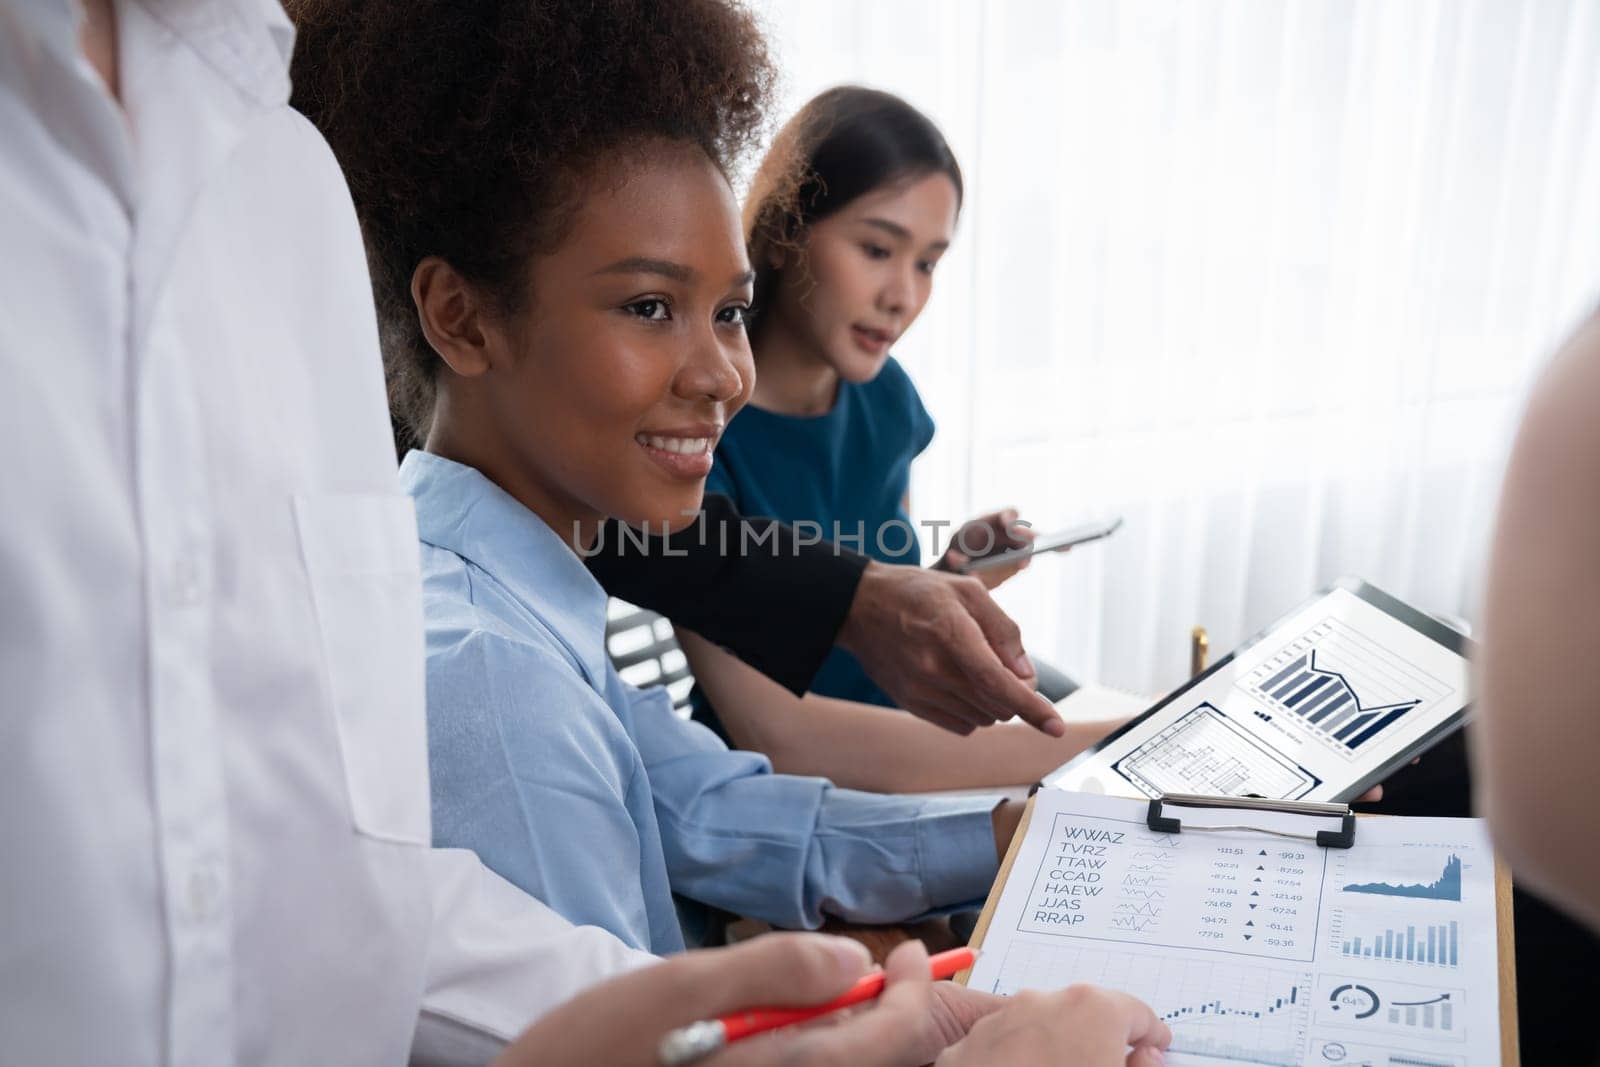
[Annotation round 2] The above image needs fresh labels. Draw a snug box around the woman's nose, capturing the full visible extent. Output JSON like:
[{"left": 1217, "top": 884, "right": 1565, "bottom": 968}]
[
  {"left": 878, "top": 265, "right": 914, "bottom": 316},
  {"left": 677, "top": 334, "right": 746, "bottom": 402}
]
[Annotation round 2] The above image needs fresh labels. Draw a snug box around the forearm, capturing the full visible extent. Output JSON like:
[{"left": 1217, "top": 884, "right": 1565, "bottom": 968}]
[
  {"left": 419, "top": 848, "right": 656, "bottom": 1056},
  {"left": 656, "top": 775, "right": 1000, "bottom": 928},
  {"left": 680, "top": 628, "right": 1112, "bottom": 793},
  {"left": 763, "top": 697, "right": 1110, "bottom": 793},
  {"left": 587, "top": 496, "right": 866, "bottom": 694}
]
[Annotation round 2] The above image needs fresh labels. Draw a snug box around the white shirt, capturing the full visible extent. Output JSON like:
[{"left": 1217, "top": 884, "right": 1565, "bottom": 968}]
[{"left": 0, "top": 2, "right": 653, "bottom": 1064}]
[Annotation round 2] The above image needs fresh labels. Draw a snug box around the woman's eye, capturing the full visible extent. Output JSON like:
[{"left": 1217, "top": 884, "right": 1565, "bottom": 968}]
[
  {"left": 717, "top": 305, "right": 750, "bottom": 326},
  {"left": 917, "top": 260, "right": 938, "bottom": 275},
  {"left": 862, "top": 243, "right": 891, "bottom": 261},
  {"left": 625, "top": 299, "right": 671, "bottom": 321}
]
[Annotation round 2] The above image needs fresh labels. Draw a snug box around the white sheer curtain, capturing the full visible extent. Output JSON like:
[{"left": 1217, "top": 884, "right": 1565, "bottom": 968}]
[{"left": 748, "top": 0, "right": 1600, "bottom": 695}]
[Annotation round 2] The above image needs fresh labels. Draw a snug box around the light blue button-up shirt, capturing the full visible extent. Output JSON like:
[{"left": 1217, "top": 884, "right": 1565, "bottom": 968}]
[{"left": 401, "top": 451, "right": 1001, "bottom": 955}]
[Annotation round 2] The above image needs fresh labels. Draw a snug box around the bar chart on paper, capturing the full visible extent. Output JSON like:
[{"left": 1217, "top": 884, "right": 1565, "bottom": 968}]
[
  {"left": 1337, "top": 917, "right": 1460, "bottom": 968},
  {"left": 1242, "top": 619, "right": 1453, "bottom": 754},
  {"left": 1328, "top": 845, "right": 1474, "bottom": 968}
]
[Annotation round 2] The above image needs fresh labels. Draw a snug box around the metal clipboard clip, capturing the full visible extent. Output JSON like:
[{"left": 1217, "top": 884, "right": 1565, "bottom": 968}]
[{"left": 1147, "top": 793, "right": 1356, "bottom": 849}]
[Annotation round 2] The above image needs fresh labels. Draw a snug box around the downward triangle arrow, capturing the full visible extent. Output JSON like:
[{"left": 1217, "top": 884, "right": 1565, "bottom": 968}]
[{"left": 1243, "top": 935, "right": 1253, "bottom": 940}]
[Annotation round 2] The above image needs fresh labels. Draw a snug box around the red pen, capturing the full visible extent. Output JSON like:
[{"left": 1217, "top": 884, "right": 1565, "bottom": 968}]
[{"left": 656, "top": 946, "right": 979, "bottom": 1065}]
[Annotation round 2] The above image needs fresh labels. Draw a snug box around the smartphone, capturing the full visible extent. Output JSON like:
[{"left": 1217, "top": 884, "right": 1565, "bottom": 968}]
[{"left": 958, "top": 516, "right": 1124, "bottom": 574}]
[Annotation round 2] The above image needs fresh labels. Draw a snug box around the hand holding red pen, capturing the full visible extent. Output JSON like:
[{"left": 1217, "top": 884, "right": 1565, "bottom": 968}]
[
  {"left": 659, "top": 945, "right": 980, "bottom": 1063},
  {"left": 492, "top": 934, "right": 1002, "bottom": 1067},
  {"left": 704, "top": 940, "right": 988, "bottom": 1067}
]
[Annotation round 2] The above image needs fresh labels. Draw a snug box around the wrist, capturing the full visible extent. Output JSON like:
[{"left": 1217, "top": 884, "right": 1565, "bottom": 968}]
[
  {"left": 991, "top": 799, "right": 1025, "bottom": 862},
  {"left": 835, "top": 560, "right": 886, "bottom": 657}
]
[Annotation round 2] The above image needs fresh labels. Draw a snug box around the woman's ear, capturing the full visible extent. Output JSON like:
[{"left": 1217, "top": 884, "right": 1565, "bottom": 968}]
[{"left": 412, "top": 257, "right": 493, "bottom": 378}]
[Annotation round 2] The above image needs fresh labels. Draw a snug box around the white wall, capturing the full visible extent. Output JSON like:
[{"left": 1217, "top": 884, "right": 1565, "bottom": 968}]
[{"left": 748, "top": 0, "right": 1600, "bottom": 694}]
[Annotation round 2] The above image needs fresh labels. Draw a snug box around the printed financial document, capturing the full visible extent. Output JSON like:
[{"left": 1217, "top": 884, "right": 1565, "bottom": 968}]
[{"left": 968, "top": 791, "right": 1503, "bottom": 1067}]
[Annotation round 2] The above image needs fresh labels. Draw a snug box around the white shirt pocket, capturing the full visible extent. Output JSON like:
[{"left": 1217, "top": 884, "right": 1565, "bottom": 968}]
[{"left": 294, "top": 492, "right": 431, "bottom": 846}]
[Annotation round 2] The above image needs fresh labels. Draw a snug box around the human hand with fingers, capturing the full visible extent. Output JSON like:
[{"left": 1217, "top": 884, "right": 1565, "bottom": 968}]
[
  {"left": 836, "top": 561, "right": 1065, "bottom": 737},
  {"left": 935, "top": 508, "right": 1036, "bottom": 590},
  {"left": 935, "top": 984, "right": 1173, "bottom": 1067},
  {"left": 493, "top": 935, "right": 1005, "bottom": 1067}
]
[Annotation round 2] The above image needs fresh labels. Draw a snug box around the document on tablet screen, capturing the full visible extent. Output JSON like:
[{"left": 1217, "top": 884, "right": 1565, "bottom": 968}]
[{"left": 1045, "top": 585, "right": 1470, "bottom": 803}]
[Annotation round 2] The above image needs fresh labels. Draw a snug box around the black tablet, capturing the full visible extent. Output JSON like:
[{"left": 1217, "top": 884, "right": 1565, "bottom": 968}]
[{"left": 1043, "top": 577, "right": 1473, "bottom": 804}]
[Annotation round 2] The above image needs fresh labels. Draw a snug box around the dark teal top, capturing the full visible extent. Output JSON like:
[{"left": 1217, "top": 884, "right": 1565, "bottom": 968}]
[{"left": 691, "top": 357, "right": 935, "bottom": 738}]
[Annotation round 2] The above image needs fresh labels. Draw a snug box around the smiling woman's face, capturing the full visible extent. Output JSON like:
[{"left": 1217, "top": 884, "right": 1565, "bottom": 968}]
[
  {"left": 470, "top": 142, "right": 756, "bottom": 541},
  {"left": 767, "top": 171, "right": 959, "bottom": 382}
]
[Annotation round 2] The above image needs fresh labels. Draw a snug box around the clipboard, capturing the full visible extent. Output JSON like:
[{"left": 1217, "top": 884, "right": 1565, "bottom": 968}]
[{"left": 959, "top": 792, "right": 1520, "bottom": 1066}]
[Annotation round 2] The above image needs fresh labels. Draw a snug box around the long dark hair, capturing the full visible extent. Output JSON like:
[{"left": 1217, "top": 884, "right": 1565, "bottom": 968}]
[{"left": 744, "top": 86, "right": 963, "bottom": 340}]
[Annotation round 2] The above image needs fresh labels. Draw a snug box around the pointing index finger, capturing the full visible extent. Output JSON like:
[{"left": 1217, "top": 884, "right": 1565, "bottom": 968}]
[{"left": 945, "top": 603, "right": 1063, "bottom": 735}]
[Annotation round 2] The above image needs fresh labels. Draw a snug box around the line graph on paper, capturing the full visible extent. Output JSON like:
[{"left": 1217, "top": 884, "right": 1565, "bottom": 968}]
[
  {"left": 1113, "top": 898, "right": 1163, "bottom": 933},
  {"left": 986, "top": 942, "right": 1311, "bottom": 1067},
  {"left": 1241, "top": 618, "right": 1452, "bottom": 756}
]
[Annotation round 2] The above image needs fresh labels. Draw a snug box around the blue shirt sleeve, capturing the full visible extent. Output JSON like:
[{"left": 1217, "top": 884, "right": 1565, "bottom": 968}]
[
  {"left": 426, "top": 629, "right": 680, "bottom": 954},
  {"left": 879, "top": 356, "right": 936, "bottom": 457},
  {"left": 908, "top": 378, "right": 935, "bottom": 457},
  {"left": 612, "top": 673, "right": 1001, "bottom": 929}
]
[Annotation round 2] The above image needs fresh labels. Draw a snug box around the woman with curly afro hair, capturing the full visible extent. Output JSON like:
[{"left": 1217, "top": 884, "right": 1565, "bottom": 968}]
[
  {"left": 289, "top": 0, "right": 775, "bottom": 456},
  {"left": 288, "top": 0, "right": 1044, "bottom": 1002}
]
